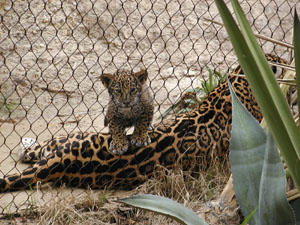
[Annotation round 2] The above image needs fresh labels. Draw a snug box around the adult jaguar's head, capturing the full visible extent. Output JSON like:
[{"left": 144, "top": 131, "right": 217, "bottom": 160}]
[{"left": 100, "top": 70, "right": 148, "bottom": 109}]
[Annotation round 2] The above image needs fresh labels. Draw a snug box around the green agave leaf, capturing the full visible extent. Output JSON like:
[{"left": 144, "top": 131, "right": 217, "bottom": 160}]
[
  {"left": 228, "top": 80, "right": 266, "bottom": 225},
  {"left": 258, "top": 132, "right": 295, "bottom": 225},
  {"left": 230, "top": 0, "right": 300, "bottom": 148},
  {"left": 294, "top": 9, "right": 300, "bottom": 108},
  {"left": 215, "top": 0, "right": 300, "bottom": 192},
  {"left": 119, "top": 194, "right": 207, "bottom": 225},
  {"left": 290, "top": 199, "right": 300, "bottom": 225}
]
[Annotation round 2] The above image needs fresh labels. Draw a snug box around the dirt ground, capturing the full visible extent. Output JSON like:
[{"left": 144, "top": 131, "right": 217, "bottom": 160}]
[{"left": 0, "top": 0, "right": 298, "bottom": 220}]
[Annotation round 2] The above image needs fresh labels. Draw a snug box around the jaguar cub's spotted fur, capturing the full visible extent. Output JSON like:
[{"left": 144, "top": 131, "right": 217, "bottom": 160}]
[{"left": 100, "top": 70, "right": 154, "bottom": 155}]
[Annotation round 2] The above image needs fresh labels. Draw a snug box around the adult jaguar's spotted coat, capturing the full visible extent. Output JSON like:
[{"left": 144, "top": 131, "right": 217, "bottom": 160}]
[{"left": 0, "top": 73, "right": 263, "bottom": 192}]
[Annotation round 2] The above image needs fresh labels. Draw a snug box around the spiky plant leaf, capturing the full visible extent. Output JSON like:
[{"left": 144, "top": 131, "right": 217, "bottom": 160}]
[
  {"left": 215, "top": 0, "right": 300, "bottom": 192},
  {"left": 294, "top": 9, "right": 300, "bottom": 108},
  {"left": 119, "top": 194, "right": 208, "bottom": 225},
  {"left": 258, "top": 132, "right": 295, "bottom": 225},
  {"left": 228, "top": 80, "right": 265, "bottom": 225}
]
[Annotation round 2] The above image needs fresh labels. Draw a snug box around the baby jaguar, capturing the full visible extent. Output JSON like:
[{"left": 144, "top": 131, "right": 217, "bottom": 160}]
[{"left": 100, "top": 70, "right": 154, "bottom": 155}]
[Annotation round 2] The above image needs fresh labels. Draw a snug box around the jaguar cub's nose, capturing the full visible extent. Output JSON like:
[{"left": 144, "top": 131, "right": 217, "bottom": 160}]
[{"left": 123, "top": 100, "right": 130, "bottom": 106}]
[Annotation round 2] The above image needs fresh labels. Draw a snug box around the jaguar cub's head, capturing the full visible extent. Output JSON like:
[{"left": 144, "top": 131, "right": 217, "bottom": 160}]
[{"left": 100, "top": 70, "right": 148, "bottom": 108}]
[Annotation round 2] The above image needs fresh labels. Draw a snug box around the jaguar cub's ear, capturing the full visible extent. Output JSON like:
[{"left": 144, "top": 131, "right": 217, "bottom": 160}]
[
  {"left": 100, "top": 73, "right": 113, "bottom": 88},
  {"left": 135, "top": 70, "right": 148, "bottom": 85}
]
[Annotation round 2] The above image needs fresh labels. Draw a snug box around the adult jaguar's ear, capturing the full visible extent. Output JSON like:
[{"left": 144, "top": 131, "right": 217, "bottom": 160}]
[
  {"left": 135, "top": 70, "right": 148, "bottom": 84},
  {"left": 100, "top": 73, "right": 113, "bottom": 88}
]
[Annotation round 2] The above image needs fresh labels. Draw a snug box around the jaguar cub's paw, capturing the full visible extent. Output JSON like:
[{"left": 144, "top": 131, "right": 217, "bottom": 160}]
[
  {"left": 109, "top": 139, "right": 129, "bottom": 155},
  {"left": 130, "top": 133, "right": 151, "bottom": 147}
]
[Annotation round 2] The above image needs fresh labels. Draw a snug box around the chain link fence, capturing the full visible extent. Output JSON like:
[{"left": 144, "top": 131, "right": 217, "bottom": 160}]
[{"left": 0, "top": 0, "right": 298, "bottom": 214}]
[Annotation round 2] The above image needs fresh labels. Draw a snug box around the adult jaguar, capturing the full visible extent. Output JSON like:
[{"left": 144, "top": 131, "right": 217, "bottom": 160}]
[{"left": 0, "top": 55, "right": 285, "bottom": 192}]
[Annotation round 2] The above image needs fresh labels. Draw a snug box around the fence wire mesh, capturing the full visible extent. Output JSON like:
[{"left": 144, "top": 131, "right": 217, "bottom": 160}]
[{"left": 0, "top": 0, "right": 299, "bottom": 214}]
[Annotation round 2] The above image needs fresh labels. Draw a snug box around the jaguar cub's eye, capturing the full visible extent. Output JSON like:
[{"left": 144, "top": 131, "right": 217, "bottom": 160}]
[
  {"left": 115, "top": 89, "right": 122, "bottom": 94},
  {"left": 130, "top": 88, "right": 136, "bottom": 93}
]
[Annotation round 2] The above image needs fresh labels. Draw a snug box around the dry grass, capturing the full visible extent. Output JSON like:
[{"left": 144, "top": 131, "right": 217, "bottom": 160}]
[
  {"left": 137, "top": 160, "right": 230, "bottom": 204},
  {"left": 0, "top": 158, "right": 240, "bottom": 225}
]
